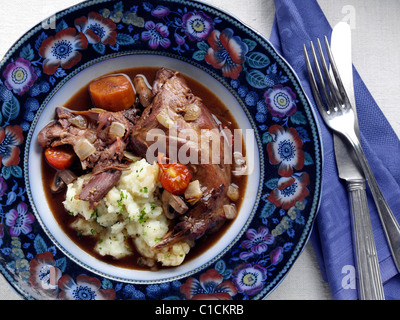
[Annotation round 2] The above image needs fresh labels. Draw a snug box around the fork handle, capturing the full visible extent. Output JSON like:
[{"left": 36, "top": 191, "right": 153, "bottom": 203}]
[
  {"left": 348, "top": 180, "right": 385, "bottom": 300},
  {"left": 344, "top": 130, "right": 400, "bottom": 273}
]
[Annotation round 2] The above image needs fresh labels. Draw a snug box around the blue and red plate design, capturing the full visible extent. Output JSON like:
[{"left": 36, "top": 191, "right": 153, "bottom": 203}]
[{"left": 0, "top": 0, "right": 322, "bottom": 300}]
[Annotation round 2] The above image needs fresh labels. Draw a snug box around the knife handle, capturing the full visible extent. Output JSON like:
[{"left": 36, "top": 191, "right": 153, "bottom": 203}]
[
  {"left": 344, "top": 129, "right": 400, "bottom": 274},
  {"left": 348, "top": 180, "right": 385, "bottom": 300}
]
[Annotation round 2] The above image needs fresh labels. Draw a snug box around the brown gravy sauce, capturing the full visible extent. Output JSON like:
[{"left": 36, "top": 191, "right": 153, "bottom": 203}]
[{"left": 41, "top": 67, "right": 247, "bottom": 270}]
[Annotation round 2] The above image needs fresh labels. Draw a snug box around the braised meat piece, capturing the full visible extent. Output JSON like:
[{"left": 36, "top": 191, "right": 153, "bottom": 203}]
[
  {"left": 38, "top": 106, "right": 140, "bottom": 207},
  {"left": 131, "top": 68, "right": 232, "bottom": 248}
]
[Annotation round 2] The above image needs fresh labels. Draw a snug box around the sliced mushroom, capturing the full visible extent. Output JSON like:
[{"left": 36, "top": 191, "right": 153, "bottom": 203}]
[
  {"left": 123, "top": 151, "right": 142, "bottom": 162},
  {"left": 133, "top": 75, "right": 153, "bottom": 108},
  {"left": 50, "top": 169, "right": 77, "bottom": 193},
  {"left": 58, "top": 169, "right": 78, "bottom": 185},
  {"left": 50, "top": 174, "right": 65, "bottom": 193},
  {"left": 161, "top": 190, "right": 188, "bottom": 219}
]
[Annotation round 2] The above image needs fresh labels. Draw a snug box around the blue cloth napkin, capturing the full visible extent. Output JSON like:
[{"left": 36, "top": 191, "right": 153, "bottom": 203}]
[{"left": 269, "top": 0, "right": 400, "bottom": 299}]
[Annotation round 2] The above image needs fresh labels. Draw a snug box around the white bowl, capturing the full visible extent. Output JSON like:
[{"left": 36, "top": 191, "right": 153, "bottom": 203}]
[{"left": 27, "top": 54, "right": 261, "bottom": 283}]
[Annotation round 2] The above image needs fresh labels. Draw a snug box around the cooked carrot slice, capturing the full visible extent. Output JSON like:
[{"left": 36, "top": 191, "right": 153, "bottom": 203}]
[{"left": 89, "top": 74, "right": 136, "bottom": 112}]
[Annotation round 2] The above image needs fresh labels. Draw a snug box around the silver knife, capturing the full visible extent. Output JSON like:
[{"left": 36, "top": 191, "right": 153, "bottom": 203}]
[{"left": 331, "top": 22, "right": 385, "bottom": 300}]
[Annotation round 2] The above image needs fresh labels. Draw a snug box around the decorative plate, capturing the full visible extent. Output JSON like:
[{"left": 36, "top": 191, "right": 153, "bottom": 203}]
[{"left": 0, "top": 0, "right": 322, "bottom": 300}]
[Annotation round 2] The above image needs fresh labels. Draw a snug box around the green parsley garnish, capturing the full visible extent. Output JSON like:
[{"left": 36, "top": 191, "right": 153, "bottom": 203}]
[
  {"left": 139, "top": 208, "right": 148, "bottom": 224},
  {"left": 116, "top": 199, "right": 124, "bottom": 214}
]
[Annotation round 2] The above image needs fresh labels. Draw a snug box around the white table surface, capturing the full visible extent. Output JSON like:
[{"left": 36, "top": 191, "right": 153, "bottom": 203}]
[{"left": 0, "top": 0, "right": 399, "bottom": 300}]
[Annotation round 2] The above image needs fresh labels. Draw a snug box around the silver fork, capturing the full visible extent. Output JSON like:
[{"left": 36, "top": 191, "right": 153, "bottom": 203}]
[{"left": 304, "top": 37, "right": 400, "bottom": 273}]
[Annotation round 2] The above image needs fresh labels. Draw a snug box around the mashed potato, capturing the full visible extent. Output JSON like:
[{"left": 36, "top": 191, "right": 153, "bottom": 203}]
[{"left": 63, "top": 159, "right": 190, "bottom": 267}]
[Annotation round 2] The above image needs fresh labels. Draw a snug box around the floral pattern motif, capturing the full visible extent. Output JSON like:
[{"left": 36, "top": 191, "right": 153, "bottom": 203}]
[
  {"left": 39, "top": 28, "right": 88, "bottom": 75},
  {"left": 58, "top": 274, "right": 115, "bottom": 300},
  {"left": 268, "top": 172, "right": 310, "bottom": 210},
  {"left": 29, "top": 252, "right": 62, "bottom": 297},
  {"left": 239, "top": 226, "right": 274, "bottom": 259},
  {"left": 205, "top": 28, "right": 248, "bottom": 80},
  {"left": 151, "top": 5, "right": 170, "bottom": 19},
  {"left": 74, "top": 12, "right": 117, "bottom": 45},
  {"left": 5, "top": 202, "right": 34, "bottom": 237},
  {"left": 182, "top": 11, "right": 214, "bottom": 41},
  {"left": 0, "top": 125, "right": 23, "bottom": 168},
  {"left": 2, "top": 58, "right": 38, "bottom": 95},
  {"left": 232, "top": 263, "right": 268, "bottom": 295},
  {"left": 0, "top": 0, "right": 321, "bottom": 300},
  {"left": 264, "top": 84, "right": 297, "bottom": 118},
  {"left": 180, "top": 268, "right": 237, "bottom": 300},
  {"left": 267, "top": 124, "right": 305, "bottom": 177},
  {"left": 141, "top": 21, "right": 171, "bottom": 49}
]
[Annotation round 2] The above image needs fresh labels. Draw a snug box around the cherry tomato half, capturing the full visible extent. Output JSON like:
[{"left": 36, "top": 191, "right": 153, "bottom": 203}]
[
  {"left": 158, "top": 155, "right": 191, "bottom": 195},
  {"left": 44, "top": 146, "right": 76, "bottom": 170}
]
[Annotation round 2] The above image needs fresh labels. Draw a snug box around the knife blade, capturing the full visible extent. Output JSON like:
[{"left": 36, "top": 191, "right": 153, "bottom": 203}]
[
  {"left": 331, "top": 22, "right": 385, "bottom": 300},
  {"left": 331, "top": 22, "right": 361, "bottom": 181}
]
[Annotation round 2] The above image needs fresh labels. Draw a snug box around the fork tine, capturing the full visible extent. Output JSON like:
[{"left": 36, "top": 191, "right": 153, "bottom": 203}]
[
  {"left": 309, "top": 41, "right": 335, "bottom": 113},
  {"left": 316, "top": 38, "right": 342, "bottom": 107},
  {"left": 323, "top": 36, "right": 350, "bottom": 106},
  {"left": 303, "top": 44, "right": 326, "bottom": 115}
]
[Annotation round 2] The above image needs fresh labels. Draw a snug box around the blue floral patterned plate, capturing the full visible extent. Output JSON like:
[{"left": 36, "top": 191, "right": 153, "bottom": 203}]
[{"left": 0, "top": 0, "right": 322, "bottom": 300}]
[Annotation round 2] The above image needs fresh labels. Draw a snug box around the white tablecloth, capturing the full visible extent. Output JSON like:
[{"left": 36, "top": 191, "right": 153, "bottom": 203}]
[{"left": 0, "top": 0, "right": 399, "bottom": 300}]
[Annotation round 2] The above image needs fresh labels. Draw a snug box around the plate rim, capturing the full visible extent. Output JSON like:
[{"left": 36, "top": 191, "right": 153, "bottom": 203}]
[
  {"left": 24, "top": 50, "right": 264, "bottom": 284},
  {"left": 0, "top": 0, "right": 323, "bottom": 300}
]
